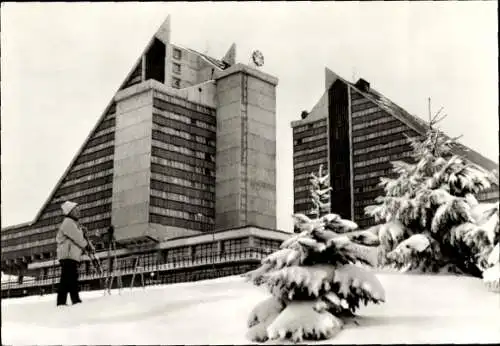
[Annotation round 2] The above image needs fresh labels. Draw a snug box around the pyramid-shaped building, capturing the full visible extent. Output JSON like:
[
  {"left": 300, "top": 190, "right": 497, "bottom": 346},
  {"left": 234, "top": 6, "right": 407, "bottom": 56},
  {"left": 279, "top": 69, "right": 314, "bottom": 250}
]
[
  {"left": 292, "top": 68, "right": 499, "bottom": 228},
  {"left": 1, "top": 16, "right": 287, "bottom": 297}
]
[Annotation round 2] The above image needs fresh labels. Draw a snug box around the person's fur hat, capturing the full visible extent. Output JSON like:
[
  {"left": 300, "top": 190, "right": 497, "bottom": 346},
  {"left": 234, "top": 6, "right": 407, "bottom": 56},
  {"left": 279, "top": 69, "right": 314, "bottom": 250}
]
[{"left": 61, "top": 201, "right": 78, "bottom": 216}]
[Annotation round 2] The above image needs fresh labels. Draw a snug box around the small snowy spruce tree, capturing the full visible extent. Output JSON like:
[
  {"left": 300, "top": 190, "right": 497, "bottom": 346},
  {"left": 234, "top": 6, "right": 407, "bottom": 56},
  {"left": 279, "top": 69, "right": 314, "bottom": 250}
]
[
  {"left": 244, "top": 165, "right": 385, "bottom": 343},
  {"left": 359, "top": 114, "right": 497, "bottom": 277}
]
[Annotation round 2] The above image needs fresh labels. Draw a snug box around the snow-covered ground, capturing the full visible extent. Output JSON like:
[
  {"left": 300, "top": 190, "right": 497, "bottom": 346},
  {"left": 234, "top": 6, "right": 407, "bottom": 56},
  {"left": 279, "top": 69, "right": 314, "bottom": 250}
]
[{"left": 2, "top": 272, "right": 499, "bottom": 344}]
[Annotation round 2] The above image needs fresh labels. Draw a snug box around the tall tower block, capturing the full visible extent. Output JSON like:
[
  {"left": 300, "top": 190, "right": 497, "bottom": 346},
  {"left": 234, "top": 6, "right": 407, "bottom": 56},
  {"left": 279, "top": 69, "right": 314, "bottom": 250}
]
[{"left": 214, "top": 64, "right": 278, "bottom": 230}]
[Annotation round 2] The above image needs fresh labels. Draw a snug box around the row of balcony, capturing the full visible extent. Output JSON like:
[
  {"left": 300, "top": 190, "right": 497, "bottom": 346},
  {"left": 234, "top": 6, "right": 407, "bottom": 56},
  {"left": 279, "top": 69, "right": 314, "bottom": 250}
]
[{"left": 1, "top": 247, "right": 271, "bottom": 291}]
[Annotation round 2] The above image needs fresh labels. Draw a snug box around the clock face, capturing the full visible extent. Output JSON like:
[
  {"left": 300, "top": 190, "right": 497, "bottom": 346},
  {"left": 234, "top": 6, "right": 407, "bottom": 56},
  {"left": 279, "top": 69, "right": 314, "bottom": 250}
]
[{"left": 252, "top": 50, "right": 264, "bottom": 67}]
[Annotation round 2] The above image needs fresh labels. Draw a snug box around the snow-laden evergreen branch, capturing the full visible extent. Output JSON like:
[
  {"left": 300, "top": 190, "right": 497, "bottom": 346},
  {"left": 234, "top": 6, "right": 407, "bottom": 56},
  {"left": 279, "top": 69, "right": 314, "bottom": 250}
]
[
  {"left": 474, "top": 202, "right": 500, "bottom": 292},
  {"left": 309, "top": 165, "right": 332, "bottom": 218}
]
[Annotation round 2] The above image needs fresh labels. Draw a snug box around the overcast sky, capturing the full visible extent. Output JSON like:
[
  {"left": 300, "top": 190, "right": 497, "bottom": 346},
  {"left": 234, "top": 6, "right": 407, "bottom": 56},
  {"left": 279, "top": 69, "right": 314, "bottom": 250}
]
[{"left": 1, "top": 2, "right": 498, "bottom": 231}]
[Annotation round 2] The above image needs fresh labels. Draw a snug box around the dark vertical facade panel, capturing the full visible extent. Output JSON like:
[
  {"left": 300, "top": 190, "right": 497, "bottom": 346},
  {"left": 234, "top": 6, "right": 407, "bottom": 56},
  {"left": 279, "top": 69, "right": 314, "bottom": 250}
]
[
  {"left": 145, "top": 38, "right": 166, "bottom": 83},
  {"left": 328, "top": 80, "right": 352, "bottom": 219}
]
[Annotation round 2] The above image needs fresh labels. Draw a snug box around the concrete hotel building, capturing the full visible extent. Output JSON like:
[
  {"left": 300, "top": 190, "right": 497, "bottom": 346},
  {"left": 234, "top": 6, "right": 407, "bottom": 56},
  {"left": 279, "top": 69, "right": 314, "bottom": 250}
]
[
  {"left": 292, "top": 68, "right": 499, "bottom": 228},
  {"left": 1, "top": 16, "right": 287, "bottom": 297}
]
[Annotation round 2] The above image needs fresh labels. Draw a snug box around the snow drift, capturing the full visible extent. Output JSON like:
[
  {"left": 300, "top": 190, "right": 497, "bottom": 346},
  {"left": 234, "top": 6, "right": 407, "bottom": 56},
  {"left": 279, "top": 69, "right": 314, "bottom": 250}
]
[{"left": 2, "top": 273, "right": 499, "bottom": 345}]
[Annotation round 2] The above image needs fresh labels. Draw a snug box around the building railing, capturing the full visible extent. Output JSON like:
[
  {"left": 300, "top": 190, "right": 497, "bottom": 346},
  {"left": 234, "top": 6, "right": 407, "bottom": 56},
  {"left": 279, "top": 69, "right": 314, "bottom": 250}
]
[{"left": 1, "top": 247, "right": 272, "bottom": 292}]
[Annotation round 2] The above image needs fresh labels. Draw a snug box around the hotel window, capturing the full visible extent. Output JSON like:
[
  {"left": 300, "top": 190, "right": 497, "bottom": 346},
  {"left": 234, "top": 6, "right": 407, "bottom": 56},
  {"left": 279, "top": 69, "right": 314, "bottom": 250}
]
[
  {"left": 255, "top": 238, "right": 281, "bottom": 251},
  {"left": 478, "top": 190, "right": 499, "bottom": 200},
  {"left": 195, "top": 136, "right": 207, "bottom": 144},
  {"left": 293, "top": 157, "right": 327, "bottom": 169},
  {"left": 223, "top": 238, "right": 247, "bottom": 253},
  {"left": 294, "top": 125, "right": 307, "bottom": 133},
  {"left": 195, "top": 120, "right": 217, "bottom": 132},
  {"left": 142, "top": 253, "right": 157, "bottom": 270},
  {"left": 194, "top": 243, "right": 216, "bottom": 259},
  {"left": 352, "top": 125, "right": 407, "bottom": 143},
  {"left": 172, "top": 62, "right": 181, "bottom": 74},
  {"left": 293, "top": 145, "right": 327, "bottom": 158},
  {"left": 302, "top": 133, "right": 327, "bottom": 143},
  {"left": 172, "top": 77, "right": 181, "bottom": 89},
  {"left": 354, "top": 138, "right": 408, "bottom": 155},
  {"left": 151, "top": 190, "right": 215, "bottom": 208},
  {"left": 173, "top": 48, "right": 182, "bottom": 60},
  {"left": 294, "top": 185, "right": 310, "bottom": 193},
  {"left": 352, "top": 107, "right": 379, "bottom": 118},
  {"left": 153, "top": 124, "right": 191, "bottom": 140},
  {"left": 352, "top": 115, "right": 394, "bottom": 131},
  {"left": 167, "top": 247, "right": 189, "bottom": 261},
  {"left": 153, "top": 109, "right": 191, "bottom": 125},
  {"left": 205, "top": 153, "right": 215, "bottom": 162}
]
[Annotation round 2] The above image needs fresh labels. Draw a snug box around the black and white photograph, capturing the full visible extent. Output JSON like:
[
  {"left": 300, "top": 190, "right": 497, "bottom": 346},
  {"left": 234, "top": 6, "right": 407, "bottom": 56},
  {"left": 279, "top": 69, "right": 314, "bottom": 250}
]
[{"left": 1, "top": 1, "right": 499, "bottom": 344}]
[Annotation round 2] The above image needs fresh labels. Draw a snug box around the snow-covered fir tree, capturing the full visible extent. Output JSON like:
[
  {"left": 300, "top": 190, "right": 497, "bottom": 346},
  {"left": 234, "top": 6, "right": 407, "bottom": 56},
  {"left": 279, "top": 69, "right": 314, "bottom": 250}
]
[
  {"left": 358, "top": 121, "right": 498, "bottom": 278},
  {"left": 244, "top": 165, "right": 385, "bottom": 343},
  {"left": 293, "top": 165, "right": 331, "bottom": 234},
  {"left": 473, "top": 201, "right": 500, "bottom": 292}
]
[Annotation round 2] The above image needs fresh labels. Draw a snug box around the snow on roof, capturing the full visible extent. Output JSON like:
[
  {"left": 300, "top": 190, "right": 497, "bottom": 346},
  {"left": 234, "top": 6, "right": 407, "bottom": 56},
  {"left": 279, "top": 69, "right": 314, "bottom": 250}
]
[
  {"left": 171, "top": 43, "right": 228, "bottom": 71},
  {"left": 194, "top": 50, "right": 227, "bottom": 70},
  {"left": 346, "top": 75, "right": 499, "bottom": 172}
]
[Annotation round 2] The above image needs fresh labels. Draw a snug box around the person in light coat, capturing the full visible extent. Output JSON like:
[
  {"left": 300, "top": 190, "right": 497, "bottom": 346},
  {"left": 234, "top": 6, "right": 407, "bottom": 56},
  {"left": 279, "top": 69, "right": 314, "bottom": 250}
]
[{"left": 56, "top": 201, "right": 91, "bottom": 306}]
